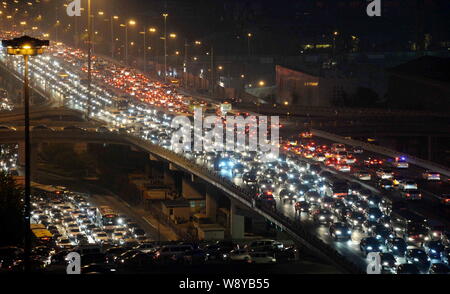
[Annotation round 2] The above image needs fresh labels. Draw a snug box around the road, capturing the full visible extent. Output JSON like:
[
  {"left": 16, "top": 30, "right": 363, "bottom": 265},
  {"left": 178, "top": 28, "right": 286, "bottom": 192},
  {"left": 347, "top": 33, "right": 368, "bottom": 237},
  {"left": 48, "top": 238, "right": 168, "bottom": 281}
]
[{"left": 1, "top": 34, "right": 448, "bottom": 273}]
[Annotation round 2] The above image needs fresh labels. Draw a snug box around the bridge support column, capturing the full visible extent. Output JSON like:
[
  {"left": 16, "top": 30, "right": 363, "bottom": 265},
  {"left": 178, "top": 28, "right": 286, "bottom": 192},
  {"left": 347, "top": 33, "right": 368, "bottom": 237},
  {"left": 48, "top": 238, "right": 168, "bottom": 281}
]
[
  {"left": 18, "top": 141, "right": 25, "bottom": 167},
  {"left": 73, "top": 142, "right": 88, "bottom": 155},
  {"left": 206, "top": 190, "right": 218, "bottom": 222},
  {"left": 230, "top": 202, "right": 245, "bottom": 240},
  {"left": 181, "top": 176, "right": 204, "bottom": 199},
  {"left": 163, "top": 169, "right": 176, "bottom": 187}
]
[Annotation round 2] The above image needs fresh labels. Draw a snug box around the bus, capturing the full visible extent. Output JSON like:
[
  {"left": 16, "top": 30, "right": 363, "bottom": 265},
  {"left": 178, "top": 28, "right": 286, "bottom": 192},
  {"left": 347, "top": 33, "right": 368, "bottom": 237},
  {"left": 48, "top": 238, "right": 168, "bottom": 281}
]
[
  {"left": 96, "top": 206, "right": 119, "bottom": 228},
  {"left": 31, "top": 225, "right": 54, "bottom": 246}
]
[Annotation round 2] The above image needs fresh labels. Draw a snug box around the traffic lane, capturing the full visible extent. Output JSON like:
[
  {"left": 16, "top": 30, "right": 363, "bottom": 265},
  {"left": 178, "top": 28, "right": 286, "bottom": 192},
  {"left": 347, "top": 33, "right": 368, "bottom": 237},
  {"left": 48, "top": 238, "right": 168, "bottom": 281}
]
[
  {"left": 275, "top": 199, "right": 369, "bottom": 271},
  {"left": 89, "top": 194, "right": 165, "bottom": 241},
  {"left": 298, "top": 136, "right": 450, "bottom": 218}
]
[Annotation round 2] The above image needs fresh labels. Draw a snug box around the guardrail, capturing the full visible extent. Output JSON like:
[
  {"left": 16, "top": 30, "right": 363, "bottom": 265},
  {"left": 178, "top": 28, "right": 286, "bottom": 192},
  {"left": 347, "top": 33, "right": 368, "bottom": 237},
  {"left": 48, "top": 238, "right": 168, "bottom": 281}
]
[
  {"left": 124, "top": 134, "right": 365, "bottom": 274},
  {"left": 238, "top": 103, "right": 449, "bottom": 118},
  {"left": 312, "top": 129, "right": 450, "bottom": 177}
]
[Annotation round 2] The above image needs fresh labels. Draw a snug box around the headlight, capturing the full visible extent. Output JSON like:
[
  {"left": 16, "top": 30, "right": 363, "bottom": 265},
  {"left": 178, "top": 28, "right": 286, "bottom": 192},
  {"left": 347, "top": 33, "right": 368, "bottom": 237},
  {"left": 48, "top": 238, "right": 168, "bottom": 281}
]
[
  {"left": 413, "top": 258, "right": 419, "bottom": 262},
  {"left": 319, "top": 216, "right": 325, "bottom": 220},
  {"left": 347, "top": 230, "right": 352, "bottom": 234},
  {"left": 367, "top": 246, "right": 373, "bottom": 250},
  {"left": 393, "top": 246, "right": 398, "bottom": 250},
  {"left": 336, "top": 230, "right": 342, "bottom": 235}
]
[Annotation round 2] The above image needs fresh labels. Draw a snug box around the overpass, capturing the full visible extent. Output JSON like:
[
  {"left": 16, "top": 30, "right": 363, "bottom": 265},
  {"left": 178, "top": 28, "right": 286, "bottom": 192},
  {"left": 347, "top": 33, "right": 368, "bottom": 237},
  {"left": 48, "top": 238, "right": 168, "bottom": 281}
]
[{"left": 0, "top": 129, "right": 364, "bottom": 274}]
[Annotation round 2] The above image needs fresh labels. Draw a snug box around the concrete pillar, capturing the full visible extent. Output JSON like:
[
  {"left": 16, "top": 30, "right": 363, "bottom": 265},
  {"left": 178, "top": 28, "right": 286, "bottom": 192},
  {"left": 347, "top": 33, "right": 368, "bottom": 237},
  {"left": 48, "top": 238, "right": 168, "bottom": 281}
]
[
  {"left": 18, "top": 141, "right": 25, "bottom": 167},
  {"left": 230, "top": 202, "right": 245, "bottom": 240},
  {"left": 73, "top": 142, "right": 88, "bottom": 155},
  {"left": 163, "top": 169, "right": 176, "bottom": 187},
  {"left": 181, "top": 177, "right": 203, "bottom": 199},
  {"left": 206, "top": 191, "right": 218, "bottom": 222}
]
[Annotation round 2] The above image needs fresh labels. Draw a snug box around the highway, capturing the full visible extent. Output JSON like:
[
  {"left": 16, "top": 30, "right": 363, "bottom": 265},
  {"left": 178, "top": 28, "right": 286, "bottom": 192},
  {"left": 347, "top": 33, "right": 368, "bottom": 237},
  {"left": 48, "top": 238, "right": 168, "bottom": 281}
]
[{"left": 0, "top": 35, "right": 449, "bottom": 274}]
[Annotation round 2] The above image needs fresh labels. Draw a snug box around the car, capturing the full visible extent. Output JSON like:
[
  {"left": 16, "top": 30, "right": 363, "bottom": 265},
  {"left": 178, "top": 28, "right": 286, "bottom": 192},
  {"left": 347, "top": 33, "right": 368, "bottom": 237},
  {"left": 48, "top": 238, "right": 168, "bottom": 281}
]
[
  {"left": 429, "top": 263, "right": 450, "bottom": 274},
  {"left": 94, "top": 232, "right": 109, "bottom": 243},
  {"left": 294, "top": 201, "right": 311, "bottom": 213},
  {"left": 354, "top": 171, "right": 371, "bottom": 181},
  {"left": 440, "top": 194, "right": 450, "bottom": 206},
  {"left": 422, "top": 171, "right": 441, "bottom": 181},
  {"left": 406, "top": 248, "right": 431, "bottom": 273},
  {"left": 154, "top": 245, "right": 194, "bottom": 261},
  {"left": 392, "top": 157, "right": 409, "bottom": 168},
  {"left": 401, "top": 189, "right": 422, "bottom": 200},
  {"left": 396, "top": 263, "right": 420, "bottom": 274},
  {"left": 312, "top": 209, "right": 334, "bottom": 224},
  {"left": 380, "top": 253, "right": 397, "bottom": 273},
  {"left": 249, "top": 252, "right": 276, "bottom": 264},
  {"left": 423, "top": 241, "right": 446, "bottom": 260},
  {"left": 378, "top": 179, "right": 394, "bottom": 190},
  {"left": 366, "top": 207, "right": 383, "bottom": 222},
  {"left": 370, "top": 224, "right": 395, "bottom": 243},
  {"left": 336, "top": 164, "right": 351, "bottom": 172},
  {"left": 348, "top": 211, "right": 366, "bottom": 228},
  {"left": 223, "top": 249, "right": 251, "bottom": 263},
  {"left": 247, "top": 240, "right": 284, "bottom": 252},
  {"left": 329, "top": 222, "right": 352, "bottom": 241},
  {"left": 442, "top": 248, "right": 450, "bottom": 265},
  {"left": 183, "top": 249, "right": 207, "bottom": 264},
  {"left": 352, "top": 146, "right": 364, "bottom": 154},
  {"left": 398, "top": 180, "right": 418, "bottom": 190},
  {"left": 376, "top": 168, "right": 394, "bottom": 179},
  {"left": 360, "top": 237, "right": 383, "bottom": 256},
  {"left": 364, "top": 157, "right": 383, "bottom": 167},
  {"left": 386, "top": 237, "right": 407, "bottom": 257},
  {"left": 320, "top": 197, "right": 335, "bottom": 209}
]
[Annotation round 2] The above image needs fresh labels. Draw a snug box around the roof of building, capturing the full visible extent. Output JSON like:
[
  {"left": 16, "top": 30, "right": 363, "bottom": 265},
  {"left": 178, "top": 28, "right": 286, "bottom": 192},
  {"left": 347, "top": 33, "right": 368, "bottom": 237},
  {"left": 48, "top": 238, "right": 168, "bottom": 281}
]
[
  {"left": 162, "top": 199, "right": 191, "bottom": 208},
  {"left": 388, "top": 55, "right": 450, "bottom": 83}
]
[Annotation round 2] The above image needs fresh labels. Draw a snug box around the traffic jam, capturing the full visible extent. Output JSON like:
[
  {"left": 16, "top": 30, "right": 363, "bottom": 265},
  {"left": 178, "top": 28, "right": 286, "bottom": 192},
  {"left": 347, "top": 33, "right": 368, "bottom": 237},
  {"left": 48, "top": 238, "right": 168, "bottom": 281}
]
[
  {"left": 0, "top": 184, "right": 299, "bottom": 273},
  {"left": 0, "top": 31, "right": 449, "bottom": 274}
]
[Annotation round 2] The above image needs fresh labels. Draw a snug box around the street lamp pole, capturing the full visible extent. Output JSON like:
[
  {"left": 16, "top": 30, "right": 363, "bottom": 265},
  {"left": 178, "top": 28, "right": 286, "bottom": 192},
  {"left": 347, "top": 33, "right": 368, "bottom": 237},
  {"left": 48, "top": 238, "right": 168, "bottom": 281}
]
[
  {"left": 210, "top": 46, "right": 214, "bottom": 97},
  {"left": 111, "top": 16, "right": 114, "bottom": 58},
  {"left": 163, "top": 13, "right": 168, "bottom": 82},
  {"left": 184, "top": 39, "right": 188, "bottom": 88},
  {"left": 23, "top": 53, "right": 31, "bottom": 272},
  {"left": 125, "top": 24, "right": 128, "bottom": 65},
  {"left": 143, "top": 27, "right": 147, "bottom": 72},
  {"left": 87, "top": 0, "right": 92, "bottom": 119},
  {"left": 2, "top": 35, "right": 49, "bottom": 273}
]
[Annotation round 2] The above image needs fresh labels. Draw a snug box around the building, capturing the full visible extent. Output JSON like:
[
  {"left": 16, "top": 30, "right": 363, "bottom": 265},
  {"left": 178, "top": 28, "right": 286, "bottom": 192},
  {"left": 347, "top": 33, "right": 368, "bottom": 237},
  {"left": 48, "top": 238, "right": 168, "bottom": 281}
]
[
  {"left": 386, "top": 55, "right": 450, "bottom": 111},
  {"left": 275, "top": 65, "right": 357, "bottom": 107}
]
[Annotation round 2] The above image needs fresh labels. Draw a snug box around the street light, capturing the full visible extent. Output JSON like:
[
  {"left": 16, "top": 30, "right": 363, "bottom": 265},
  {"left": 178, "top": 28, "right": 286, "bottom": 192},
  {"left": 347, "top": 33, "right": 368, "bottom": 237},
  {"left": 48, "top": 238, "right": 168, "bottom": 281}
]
[
  {"left": 162, "top": 13, "right": 168, "bottom": 81},
  {"left": 122, "top": 20, "right": 136, "bottom": 65},
  {"left": 1, "top": 35, "right": 49, "bottom": 273},
  {"left": 111, "top": 16, "right": 119, "bottom": 58}
]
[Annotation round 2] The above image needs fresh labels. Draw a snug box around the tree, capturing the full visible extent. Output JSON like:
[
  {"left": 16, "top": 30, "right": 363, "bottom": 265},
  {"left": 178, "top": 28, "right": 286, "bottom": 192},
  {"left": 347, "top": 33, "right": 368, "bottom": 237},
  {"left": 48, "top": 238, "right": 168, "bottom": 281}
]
[{"left": 0, "top": 172, "right": 24, "bottom": 246}]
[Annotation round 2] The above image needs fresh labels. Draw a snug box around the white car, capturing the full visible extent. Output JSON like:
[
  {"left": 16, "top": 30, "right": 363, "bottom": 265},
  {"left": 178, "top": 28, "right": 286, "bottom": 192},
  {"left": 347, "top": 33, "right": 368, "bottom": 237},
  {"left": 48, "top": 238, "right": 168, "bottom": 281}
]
[
  {"left": 399, "top": 180, "right": 418, "bottom": 190},
  {"left": 355, "top": 171, "right": 371, "bottom": 181},
  {"left": 376, "top": 169, "right": 394, "bottom": 179},
  {"left": 224, "top": 249, "right": 251, "bottom": 262},
  {"left": 422, "top": 171, "right": 440, "bottom": 181},
  {"left": 336, "top": 164, "right": 351, "bottom": 173}
]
